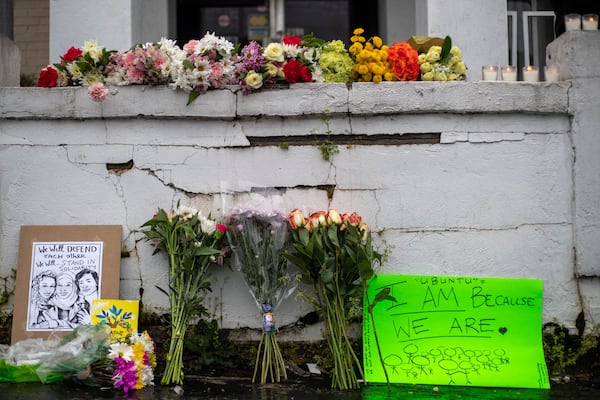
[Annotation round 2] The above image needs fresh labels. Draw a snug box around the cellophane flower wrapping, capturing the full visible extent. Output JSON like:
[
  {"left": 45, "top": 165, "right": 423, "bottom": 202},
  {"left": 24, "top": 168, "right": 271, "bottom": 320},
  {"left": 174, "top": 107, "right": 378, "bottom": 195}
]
[
  {"left": 223, "top": 205, "right": 297, "bottom": 384},
  {"left": 0, "top": 325, "right": 110, "bottom": 384},
  {"left": 284, "top": 209, "right": 383, "bottom": 390}
]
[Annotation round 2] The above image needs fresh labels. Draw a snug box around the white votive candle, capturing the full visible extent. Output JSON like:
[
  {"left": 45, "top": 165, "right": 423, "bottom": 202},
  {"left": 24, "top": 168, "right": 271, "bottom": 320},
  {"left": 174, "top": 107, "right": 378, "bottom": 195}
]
[
  {"left": 523, "top": 65, "right": 539, "bottom": 82},
  {"left": 565, "top": 13, "right": 581, "bottom": 31},
  {"left": 482, "top": 65, "right": 498, "bottom": 81},
  {"left": 501, "top": 66, "right": 517, "bottom": 82},
  {"left": 544, "top": 65, "right": 560, "bottom": 82},
  {"left": 582, "top": 14, "right": 598, "bottom": 30}
]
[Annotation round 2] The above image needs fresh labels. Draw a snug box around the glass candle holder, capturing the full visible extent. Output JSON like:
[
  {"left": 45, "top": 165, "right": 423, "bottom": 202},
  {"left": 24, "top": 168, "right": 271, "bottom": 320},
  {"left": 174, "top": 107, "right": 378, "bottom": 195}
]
[
  {"left": 482, "top": 65, "right": 498, "bottom": 81},
  {"left": 523, "top": 66, "right": 539, "bottom": 82},
  {"left": 501, "top": 66, "right": 517, "bottom": 82},
  {"left": 565, "top": 13, "right": 582, "bottom": 31},
  {"left": 544, "top": 65, "right": 560, "bottom": 82},
  {"left": 582, "top": 14, "right": 598, "bottom": 31}
]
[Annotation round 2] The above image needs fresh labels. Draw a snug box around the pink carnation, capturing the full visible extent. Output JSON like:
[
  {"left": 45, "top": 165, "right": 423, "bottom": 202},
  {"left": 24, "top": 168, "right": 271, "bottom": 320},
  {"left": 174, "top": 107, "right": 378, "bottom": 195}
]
[
  {"left": 88, "top": 82, "right": 109, "bottom": 102},
  {"left": 183, "top": 39, "right": 200, "bottom": 53}
]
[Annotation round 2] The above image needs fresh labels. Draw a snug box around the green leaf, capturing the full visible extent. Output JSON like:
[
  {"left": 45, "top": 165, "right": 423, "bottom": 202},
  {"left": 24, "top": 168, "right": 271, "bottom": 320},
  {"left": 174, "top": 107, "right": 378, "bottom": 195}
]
[
  {"left": 439, "top": 35, "right": 453, "bottom": 65},
  {"left": 187, "top": 91, "right": 200, "bottom": 106},
  {"left": 320, "top": 268, "right": 334, "bottom": 284},
  {"left": 357, "top": 259, "right": 374, "bottom": 281}
]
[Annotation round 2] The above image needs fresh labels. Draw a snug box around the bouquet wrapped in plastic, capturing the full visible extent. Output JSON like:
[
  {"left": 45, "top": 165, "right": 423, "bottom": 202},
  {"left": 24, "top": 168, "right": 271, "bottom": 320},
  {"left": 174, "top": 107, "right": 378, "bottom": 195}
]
[
  {"left": 0, "top": 324, "right": 111, "bottom": 384},
  {"left": 223, "top": 205, "right": 297, "bottom": 384}
]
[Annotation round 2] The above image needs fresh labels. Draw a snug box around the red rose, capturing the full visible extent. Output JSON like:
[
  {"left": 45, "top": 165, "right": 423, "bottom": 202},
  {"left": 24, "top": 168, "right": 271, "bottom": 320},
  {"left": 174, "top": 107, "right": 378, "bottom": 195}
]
[
  {"left": 387, "top": 42, "right": 420, "bottom": 81},
  {"left": 282, "top": 35, "right": 302, "bottom": 46},
  {"left": 299, "top": 65, "right": 312, "bottom": 82},
  {"left": 282, "top": 59, "right": 302, "bottom": 83},
  {"left": 62, "top": 46, "right": 83, "bottom": 62},
  {"left": 37, "top": 66, "right": 59, "bottom": 87},
  {"left": 283, "top": 59, "right": 313, "bottom": 83},
  {"left": 216, "top": 223, "right": 227, "bottom": 233}
]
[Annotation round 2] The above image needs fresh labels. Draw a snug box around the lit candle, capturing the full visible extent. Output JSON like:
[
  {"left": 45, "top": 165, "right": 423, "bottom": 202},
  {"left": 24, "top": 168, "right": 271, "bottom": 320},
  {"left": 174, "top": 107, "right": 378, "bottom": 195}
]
[
  {"left": 582, "top": 14, "right": 598, "bottom": 31},
  {"left": 544, "top": 65, "right": 560, "bottom": 82},
  {"left": 501, "top": 66, "right": 517, "bottom": 82},
  {"left": 482, "top": 65, "right": 498, "bottom": 81},
  {"left": 565, "top": 13, "right": 581, "bottom": 31},
  {"left": 523, "top": 65, "right": 539, "bottom": 82}
]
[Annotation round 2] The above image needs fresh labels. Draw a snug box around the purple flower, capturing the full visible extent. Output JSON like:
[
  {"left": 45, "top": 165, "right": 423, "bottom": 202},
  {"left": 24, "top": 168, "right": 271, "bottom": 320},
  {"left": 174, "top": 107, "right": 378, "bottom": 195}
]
[
  {"left": 113, "top": 357, "right": 138, "bottom": 393},
  {"left": 240, "top": 41, "right": 265, "bottom": 72}
]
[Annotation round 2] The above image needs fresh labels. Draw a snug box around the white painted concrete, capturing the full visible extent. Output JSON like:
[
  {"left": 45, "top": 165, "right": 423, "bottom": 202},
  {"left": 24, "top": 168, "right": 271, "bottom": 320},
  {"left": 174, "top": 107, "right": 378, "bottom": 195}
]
[
  {"left": 1, "top": 32, "right": 599, "bottom": 339},
  {"left": 424, "top": 0, "right": 509, "bottom": 81},
  {"left": 49, "top": 0, "right": 171, "bottom": 63}
]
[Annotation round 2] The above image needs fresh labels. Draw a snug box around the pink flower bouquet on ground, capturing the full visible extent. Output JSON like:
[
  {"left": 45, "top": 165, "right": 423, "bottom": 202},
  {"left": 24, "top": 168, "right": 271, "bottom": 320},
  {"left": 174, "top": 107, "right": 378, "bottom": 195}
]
[{"left": 223, "top": 205, "right": 297, "bottom": 384}]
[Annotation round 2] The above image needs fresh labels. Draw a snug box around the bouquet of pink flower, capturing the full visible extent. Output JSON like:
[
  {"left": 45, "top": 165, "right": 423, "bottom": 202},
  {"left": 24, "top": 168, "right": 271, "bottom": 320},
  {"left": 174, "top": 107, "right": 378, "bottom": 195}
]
[
  {"left": 223, "top": 205, "right": 297, "bottom": 384},
  {"left": 284, "top": 209, "right": 391, "bottom": 390},
  {"left": 167, "top": 32, "right": 238, "bottom": 104}
]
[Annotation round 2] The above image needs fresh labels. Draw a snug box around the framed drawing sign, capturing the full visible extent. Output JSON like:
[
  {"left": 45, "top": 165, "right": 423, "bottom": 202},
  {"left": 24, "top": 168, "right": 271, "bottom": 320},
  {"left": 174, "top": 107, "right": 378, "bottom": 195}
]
[{"left": 11, "top": 225, "right": 122, "bottom": 343}]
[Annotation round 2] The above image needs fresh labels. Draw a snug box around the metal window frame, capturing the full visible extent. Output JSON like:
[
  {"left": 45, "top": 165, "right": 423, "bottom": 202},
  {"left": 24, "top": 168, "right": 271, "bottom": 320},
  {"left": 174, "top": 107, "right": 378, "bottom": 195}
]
[{"left": 522, "top": 11, "right": 556, "bottom": 67}]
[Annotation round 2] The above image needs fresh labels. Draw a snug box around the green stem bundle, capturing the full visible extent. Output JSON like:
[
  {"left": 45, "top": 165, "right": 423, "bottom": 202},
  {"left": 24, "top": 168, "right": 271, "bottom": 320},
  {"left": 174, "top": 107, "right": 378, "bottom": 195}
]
[{"left": 253, "top": 331, "right": 287, "bottom": 384}]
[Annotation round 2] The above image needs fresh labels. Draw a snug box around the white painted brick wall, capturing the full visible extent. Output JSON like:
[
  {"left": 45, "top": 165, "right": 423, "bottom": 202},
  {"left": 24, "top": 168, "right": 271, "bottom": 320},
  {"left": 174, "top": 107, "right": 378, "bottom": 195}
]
[{"left": 2, "top": 29, "right": 600, "bottom": 339}]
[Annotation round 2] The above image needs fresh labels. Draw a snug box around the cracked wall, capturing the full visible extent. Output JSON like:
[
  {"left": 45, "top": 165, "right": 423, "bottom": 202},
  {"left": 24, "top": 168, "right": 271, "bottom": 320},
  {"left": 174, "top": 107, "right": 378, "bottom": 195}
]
[{"left": 1, "top": 32, "right": 600, "bottom": 336}]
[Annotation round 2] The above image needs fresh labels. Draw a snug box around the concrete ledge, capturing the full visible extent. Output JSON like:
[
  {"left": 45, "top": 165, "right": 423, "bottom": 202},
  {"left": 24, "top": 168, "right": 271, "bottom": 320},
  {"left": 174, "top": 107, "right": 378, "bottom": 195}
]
[
  {"left": 349, "top": 81, "right": 570, "bottom": 114},
  {"left": 0, "top": 81, "right": 570, "bottom": 120}
]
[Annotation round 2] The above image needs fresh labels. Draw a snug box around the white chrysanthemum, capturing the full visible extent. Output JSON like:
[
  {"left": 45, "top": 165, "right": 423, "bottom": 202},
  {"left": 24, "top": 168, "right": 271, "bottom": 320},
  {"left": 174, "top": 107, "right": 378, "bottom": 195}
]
[
  {"left": 66, "top": 63, "right": 83, "bottom": 80},
  {"left": 108, "top": 342, "right": 134, "bottom": 361},
  {"left": 282, "top": 43, "right": 300, "bottom": 58},
  {"left": 198, "top": 32, "right": 234, "bottom": 55},
  {"left": 57, "top": 71, "right": 69, "bottom": 87},
  {"left": 80, "top": 71, "right": 103, "bottom": 86},
  {"left": 130, "top": 331, "right": 155, "bottom": 354},
  {"left": 83, "top": 40, "right": 103, "bottom": 63},
  {"left": 199, "top": 216, "right": 216, "bottom": 235},
  {"left": 139, "top": 365, "right": 155, "bottom": 386}
]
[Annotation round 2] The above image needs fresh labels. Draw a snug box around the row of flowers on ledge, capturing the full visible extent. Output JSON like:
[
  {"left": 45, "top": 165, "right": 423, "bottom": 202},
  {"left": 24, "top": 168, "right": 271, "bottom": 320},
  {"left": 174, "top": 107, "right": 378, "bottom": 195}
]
[{"left": 37, "top": 28, "right": 467, "bottom": 104}]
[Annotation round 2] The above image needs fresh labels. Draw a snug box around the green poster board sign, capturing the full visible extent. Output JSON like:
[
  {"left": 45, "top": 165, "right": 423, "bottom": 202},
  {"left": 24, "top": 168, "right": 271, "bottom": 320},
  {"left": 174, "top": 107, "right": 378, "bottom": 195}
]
[{"left": 363, "top": 274, "right": 550, "bottom": 389}]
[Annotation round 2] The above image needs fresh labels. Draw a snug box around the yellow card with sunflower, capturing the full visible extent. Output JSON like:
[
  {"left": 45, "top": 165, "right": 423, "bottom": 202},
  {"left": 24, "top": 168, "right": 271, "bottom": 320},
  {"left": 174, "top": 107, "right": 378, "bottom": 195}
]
[{"left": 91, "top": 299, "right": 139, "bottom": 342}]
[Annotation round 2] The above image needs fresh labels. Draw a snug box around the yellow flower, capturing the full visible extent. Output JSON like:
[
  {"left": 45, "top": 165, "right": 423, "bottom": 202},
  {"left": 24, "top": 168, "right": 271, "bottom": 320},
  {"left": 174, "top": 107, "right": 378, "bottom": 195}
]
[
  {"left": 450, "top": 45, "right": 462, "bottom": 58},
  {"left": 420, "top": 62, "right": 432, "bottom": 73},
  {"left": 454, "top": 61, "right": 467, "bottom": 75},
  {"left": 372, "top": 36, "right": 383, "bottom": 48},
  {"left": 349, "top": 42, "right": 363, "bottom": 54},
  {"left": 357, "top": 64, "right": 369, "bottom": 75},
  {"left": 418, "top": 53, "right": 427, "bottom": 64},
  {"left": 434, "top": 72, "right": 448, "bottom": 81},
  {"left": 448, "top": 55, "right": 460, "bottom": 67},
  {"left": 427, "top": 50, "right": 441, "bottom": 63},
  {"left": 353, "top": 27, "right": 365, "bottom": 35},
  {"left": 263, "top": 42, "right": 284, "bottom": 62},
  {"left": 373, "top": 74, "right": 383, "bottom": 83},
  {"left": 448, "top": 73, "right": 459, "bottom": 81},
  {"left": 384, "top": 71, "right": 395, "bottom": 81},
  {"left": 245, "top": 71, "right": 264, "bottom": 89},
  {"left": 379, "top": 49, "right": 388, "bottom": 61},
  {"left": 422, "top": 71, "right": 434, "bottom": 81}
]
